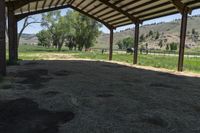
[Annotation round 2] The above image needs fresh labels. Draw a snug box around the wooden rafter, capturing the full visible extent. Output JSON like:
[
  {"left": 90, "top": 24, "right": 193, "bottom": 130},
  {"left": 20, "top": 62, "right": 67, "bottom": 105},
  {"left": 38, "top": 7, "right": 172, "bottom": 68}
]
[
  {"left": 6, "top": 0, "right": 41, "bottom": 10},
  {"left": 170, "top": 0, "right": 192, "bottom": 14},
  {"left": 98, "top": 0, "right": 141, "bottom": 23},
  {"left": 8, "top": 0, "right": 200, "bottom": 28},
  {"left": 81, "top": 0, "right": 96, "bottom": 11}
]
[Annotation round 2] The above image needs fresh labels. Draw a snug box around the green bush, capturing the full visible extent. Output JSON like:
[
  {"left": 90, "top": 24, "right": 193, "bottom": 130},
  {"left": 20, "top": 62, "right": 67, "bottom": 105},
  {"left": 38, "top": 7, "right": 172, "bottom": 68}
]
[
  {"left": 169, "top": 42, "right": 178, "bottom": 51},
  {"left": 116, "top": 37, "right": 134, "bottom": 50}
]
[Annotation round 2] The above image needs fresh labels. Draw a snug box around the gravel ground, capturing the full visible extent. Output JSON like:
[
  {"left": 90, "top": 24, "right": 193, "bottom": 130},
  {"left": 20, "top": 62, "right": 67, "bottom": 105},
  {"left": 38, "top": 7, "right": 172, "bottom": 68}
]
[{"left": 0, "top": 60, "right": 200, "bottom": 133}]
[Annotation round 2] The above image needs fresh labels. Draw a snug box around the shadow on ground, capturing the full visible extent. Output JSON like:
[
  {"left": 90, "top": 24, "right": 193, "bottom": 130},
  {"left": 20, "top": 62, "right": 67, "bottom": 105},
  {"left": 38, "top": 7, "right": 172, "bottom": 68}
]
[{"left": 0, "top": 60, "right": 200, "bottom": 133}]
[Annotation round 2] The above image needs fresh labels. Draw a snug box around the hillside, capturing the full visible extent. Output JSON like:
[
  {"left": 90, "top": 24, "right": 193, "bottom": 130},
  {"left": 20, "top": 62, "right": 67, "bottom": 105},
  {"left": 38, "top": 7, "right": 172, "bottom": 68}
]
[
  {"left": 19, "top": 15, "right": 200, "bottom": 50},
  {"left": 20, "top": 34, "right": 38, "bottom": 45},
  {"left": 96, "top": 15, "right": 200, "bottom": 50}
]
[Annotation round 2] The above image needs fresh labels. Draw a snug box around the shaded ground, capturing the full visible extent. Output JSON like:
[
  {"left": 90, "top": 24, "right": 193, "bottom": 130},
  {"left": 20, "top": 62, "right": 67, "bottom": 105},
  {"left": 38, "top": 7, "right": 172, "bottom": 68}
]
[{"left": 0, "top": 60, "right": 200, "bottom": 133}]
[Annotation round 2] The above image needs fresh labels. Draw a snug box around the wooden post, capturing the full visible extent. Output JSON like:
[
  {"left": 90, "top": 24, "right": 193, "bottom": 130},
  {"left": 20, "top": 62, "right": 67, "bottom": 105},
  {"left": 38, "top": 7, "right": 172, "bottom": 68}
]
[
  {"left": 8, "top": 4, "right": 18, "bottom": 65},
  {"left": 109, "top": 28, "right": 113, "bottom": 61},
  {"left": 0, "top": 0, "right": 6, "bottom": 76},
  {"left": 178, "top": 9, "right": 188, "bottom": 71},
  {"left": 134, "top": 22, "right": 139, "bottom": 64}
]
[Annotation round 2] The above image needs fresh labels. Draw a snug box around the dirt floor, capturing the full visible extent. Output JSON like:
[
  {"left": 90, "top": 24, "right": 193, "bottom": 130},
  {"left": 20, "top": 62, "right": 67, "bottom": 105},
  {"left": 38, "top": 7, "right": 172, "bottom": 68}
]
[{"left": 0, "top": 60, "right": 200, "bottom": 133}]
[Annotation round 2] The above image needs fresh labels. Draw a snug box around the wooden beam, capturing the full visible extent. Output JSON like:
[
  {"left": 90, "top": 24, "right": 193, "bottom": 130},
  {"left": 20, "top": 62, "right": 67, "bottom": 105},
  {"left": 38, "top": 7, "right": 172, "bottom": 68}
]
[
  {"left": 0, "top": 0, "right": 6, "bottom": 76},
  {"left": 8, "top": 3, "right": 18, "bottom": 65},
  {"left": 178, "top": 9, "right": 188, "bottom": 72},
  {"left": 16, "top": 4, "right": 113, "bottom": 29},
  {"left": 170, "top": 0, "right": 192, "bottom": 14},
  {"left": 134, "top": 22, "right": 139, "bottom": 64},
  {"left": 16, "top": 5, "right": 69, "bottom": 21},
  {"left": 109, "top": 28, "right": 113, "bottom": 61},
  {"left": 69, "top": 5, "right": 113, "bottom": 29},
  {"left": 6, "top": 0, "right": 41, "bottom": 10},
  {"left": 98, "top": 0, "right": 141, "bottom": 23}
]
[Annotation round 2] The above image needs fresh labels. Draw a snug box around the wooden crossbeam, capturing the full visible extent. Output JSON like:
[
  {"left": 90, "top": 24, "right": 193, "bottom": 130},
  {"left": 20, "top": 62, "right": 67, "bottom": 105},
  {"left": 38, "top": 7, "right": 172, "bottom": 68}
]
[
  {"left": 98, "top": 0, "right": 141, "bottom": 23},
  {"left": 170, "top": 0, "right": 192, "bottom": 14},
  {"left": 6, "top": 0, "right": 41, "bottom": 10}
]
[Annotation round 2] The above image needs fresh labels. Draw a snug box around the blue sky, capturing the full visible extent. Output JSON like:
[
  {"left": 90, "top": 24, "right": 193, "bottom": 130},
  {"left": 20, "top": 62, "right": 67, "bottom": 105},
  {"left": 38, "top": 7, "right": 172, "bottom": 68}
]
[{"left": 18, "top": 9, "right": 200, "bottom": 34}]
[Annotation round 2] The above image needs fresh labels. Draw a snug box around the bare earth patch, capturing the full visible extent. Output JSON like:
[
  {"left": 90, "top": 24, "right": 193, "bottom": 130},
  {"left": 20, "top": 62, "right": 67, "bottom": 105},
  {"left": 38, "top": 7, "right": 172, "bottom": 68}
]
[{"left": 0, "top": 60, "right": 200, "bottom": 133}]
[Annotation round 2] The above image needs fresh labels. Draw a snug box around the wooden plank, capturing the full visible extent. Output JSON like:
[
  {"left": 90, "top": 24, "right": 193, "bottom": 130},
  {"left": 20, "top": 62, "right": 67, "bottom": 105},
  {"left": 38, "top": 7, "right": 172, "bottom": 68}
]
[
  {"left": 109, "top": 29, "right": 113, "bottom": 61},
  {"left": 8, "top": 4, "right": 18, "bottom": 65},
  {"left": 0, "top": 0, "right": 6, "bottom": 76},
  {"left": 134, "top": 22, "right": 139, "bottom": 64},
  {"left": 178, "top": 10, "right": 188, "bottom": 71}
]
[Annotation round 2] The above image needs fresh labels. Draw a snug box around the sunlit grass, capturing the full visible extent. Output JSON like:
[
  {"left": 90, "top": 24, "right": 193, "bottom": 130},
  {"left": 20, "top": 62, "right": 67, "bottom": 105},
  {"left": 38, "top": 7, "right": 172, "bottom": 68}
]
[{"left": 18, "top": 45, "right": 200, "bottom": 73}]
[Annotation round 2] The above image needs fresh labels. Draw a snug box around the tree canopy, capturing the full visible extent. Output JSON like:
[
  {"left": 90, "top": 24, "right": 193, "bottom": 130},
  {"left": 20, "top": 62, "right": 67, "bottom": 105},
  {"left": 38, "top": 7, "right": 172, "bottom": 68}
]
[{"left": 37, "top": 10, "right": 102, "bottom": 51}]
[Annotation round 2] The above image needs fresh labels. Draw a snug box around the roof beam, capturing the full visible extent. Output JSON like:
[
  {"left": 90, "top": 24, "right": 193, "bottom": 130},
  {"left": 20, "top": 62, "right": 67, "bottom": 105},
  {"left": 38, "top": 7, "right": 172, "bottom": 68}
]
[
  {"left": 6, "top": 0, "right": 41, "bottom": 10},
  {"left": 98, "top": 0, "right": 141, "bottom": 23},
  {"left": 16, "top": 4, "right": 69, "bottom": 21},
  {"left": 15, "top": 3, "right": 113, "bottom": 29},
  {"left": 69, "top": 5, "right": 113, "bottom": 29},
  {"left": 81, "top": 0, "right": 96, "bottom": 11},
  {"left": 170, "top": 0, "right": 192, "bottom": 14}
]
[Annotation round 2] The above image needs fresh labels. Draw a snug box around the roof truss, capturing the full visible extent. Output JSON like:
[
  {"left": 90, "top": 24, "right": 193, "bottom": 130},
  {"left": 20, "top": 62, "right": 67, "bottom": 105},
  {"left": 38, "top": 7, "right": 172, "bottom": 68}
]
[{"left": 5, "top": 0, "right": 200, "bottom": 28}]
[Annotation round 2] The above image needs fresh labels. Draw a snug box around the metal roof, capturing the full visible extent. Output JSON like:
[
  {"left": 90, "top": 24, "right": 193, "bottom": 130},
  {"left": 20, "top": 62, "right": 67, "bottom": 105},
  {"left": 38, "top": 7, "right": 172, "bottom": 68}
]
[{"left": 5, "top": 0, "right": 200, "bottom": 28}]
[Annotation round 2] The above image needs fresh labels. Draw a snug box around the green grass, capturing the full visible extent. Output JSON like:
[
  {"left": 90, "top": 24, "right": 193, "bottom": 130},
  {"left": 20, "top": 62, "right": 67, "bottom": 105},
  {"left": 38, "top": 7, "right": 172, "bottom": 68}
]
[
  {"left": 17, "top": 45, "right": 200, "bottom": 73},
  {"left": 75, "top": 52, "right": 200, "bottom": 73}
]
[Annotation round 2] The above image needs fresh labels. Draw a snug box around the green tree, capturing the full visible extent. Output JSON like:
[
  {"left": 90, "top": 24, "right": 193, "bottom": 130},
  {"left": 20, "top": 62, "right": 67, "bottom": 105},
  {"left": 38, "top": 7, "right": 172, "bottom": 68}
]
[
  {"left": 116, "top": 40, "right": 123, "bottom": 50},
  {"left": 36, "top": 30, "right": 51, "bottom": 47},
  {"left": 70, "top": 11, "right": 101, "bottom": 51},
  {"left": 155, "top": 31, "right": 160, "bottom": 40},
  {"left": 166, "top": 44, "right": 169, "bottom": 51},
  {"left": 116, "top": 37, "right": 134, "bottom": 50},
  {"left": 169, "top": 42, "right": 178, "bottom": 51},
  {"left": 41, "top": 11, "right": 67, "bottom": 51},
  {"left": 39, "top": 10, "right": 101, "bottom": 51},
  {"left": 158, "top": 40, "right": 163, "bottom": 48},
  {"left": 140, "top": 34, "right": 145, "bottom": 42},
  {"left": 149, "top": 30, "right": 153, "bottom": 36},
  {"left": 123, "top": 37, "right": 134, "bottom": 48}
]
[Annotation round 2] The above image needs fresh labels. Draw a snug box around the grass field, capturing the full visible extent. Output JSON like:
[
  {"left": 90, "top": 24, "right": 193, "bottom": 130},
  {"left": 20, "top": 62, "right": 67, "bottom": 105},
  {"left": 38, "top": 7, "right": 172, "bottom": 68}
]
[{"left": 16, "top": 45, "right": 200, "bottom": 73}]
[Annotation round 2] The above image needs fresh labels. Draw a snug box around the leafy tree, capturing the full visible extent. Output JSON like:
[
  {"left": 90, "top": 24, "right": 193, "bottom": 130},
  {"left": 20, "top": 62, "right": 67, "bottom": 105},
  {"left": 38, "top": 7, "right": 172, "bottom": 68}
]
[
  {"left": 116, "top": 37, "right": 134, "bottom": 50},
  {"left": 192, "top": 28, "right": 196, "bottom": 35},
  {"left": 39, "top": 10, "right": 101, "bottom": 51},
  {"left": 191, "top": 28, "right": 199, "bottom": 42},
  {"left": 71, "top": 12, "right": 101, "bottom": 51},
  {"left": 36, "top": 30, "right": 51, "bottom": 47},
  {"left": 169, "top": 42, "right": 178, "bottom": 51},
  {"left": 166, "top": 44, "right": 169, "bottom": 51},
  {"left": 41, "top": 11, "right": 66, "bottom": 51},
  {"left": 123, "top": 37, "right": 134, "bottom": 48},
  {"left": 140, "top": 34, "right": 145, "bottom": 42},
  {"left": 149, "top": 30, "right": 153, "bottom": 36},
  {"left": 155, "top": 31, "right": 160, "bottom": 40},
  {"left": 158, "top": 40, "right": 163, "bottom": 48},
  {"left": 116, "top": 40, "right": 123, "bottom": 50}
]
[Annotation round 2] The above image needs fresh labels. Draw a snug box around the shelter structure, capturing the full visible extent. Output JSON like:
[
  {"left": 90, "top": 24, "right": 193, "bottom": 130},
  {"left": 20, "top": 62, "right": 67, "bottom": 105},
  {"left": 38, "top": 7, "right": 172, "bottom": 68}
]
[{"left": 0, "top": 0, "right": 200, "bottom": 76}]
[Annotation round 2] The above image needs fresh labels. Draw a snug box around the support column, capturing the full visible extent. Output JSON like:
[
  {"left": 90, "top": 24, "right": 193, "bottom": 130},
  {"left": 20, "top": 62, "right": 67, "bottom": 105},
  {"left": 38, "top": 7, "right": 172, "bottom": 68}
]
[
  {"left": 8, "top": 4, "right": 18, "bottom": 65},
  {"left": 0, "top": 0, "right": 6, "bottom": 76},
  {"left": 109, "top": 28, "right": 113, "bottom": 61},
  {"left": 178, "top": 10, "right": 188, "bottom": 71},
  {"left": 133, "top": 22, "right": 140, "bottom": 64}
]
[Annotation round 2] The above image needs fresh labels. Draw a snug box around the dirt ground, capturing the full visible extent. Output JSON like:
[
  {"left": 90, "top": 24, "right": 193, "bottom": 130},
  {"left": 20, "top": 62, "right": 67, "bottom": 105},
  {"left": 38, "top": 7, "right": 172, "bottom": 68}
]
[{"left": 0, "top": 60, "right": 200, "bottom": 133}]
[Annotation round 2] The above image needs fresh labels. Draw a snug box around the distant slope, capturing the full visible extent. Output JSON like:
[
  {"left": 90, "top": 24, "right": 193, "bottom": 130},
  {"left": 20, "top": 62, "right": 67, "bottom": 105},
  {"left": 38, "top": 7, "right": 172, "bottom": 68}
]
[
  {"left": 96, "top": 15, "right": 200, "bottom": 49},
  {"left": 20, "top": 15, "right": 200, "bottom": 50},
  {"left": 20, "top": 34, "right": 38, "bottom": 45}
]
